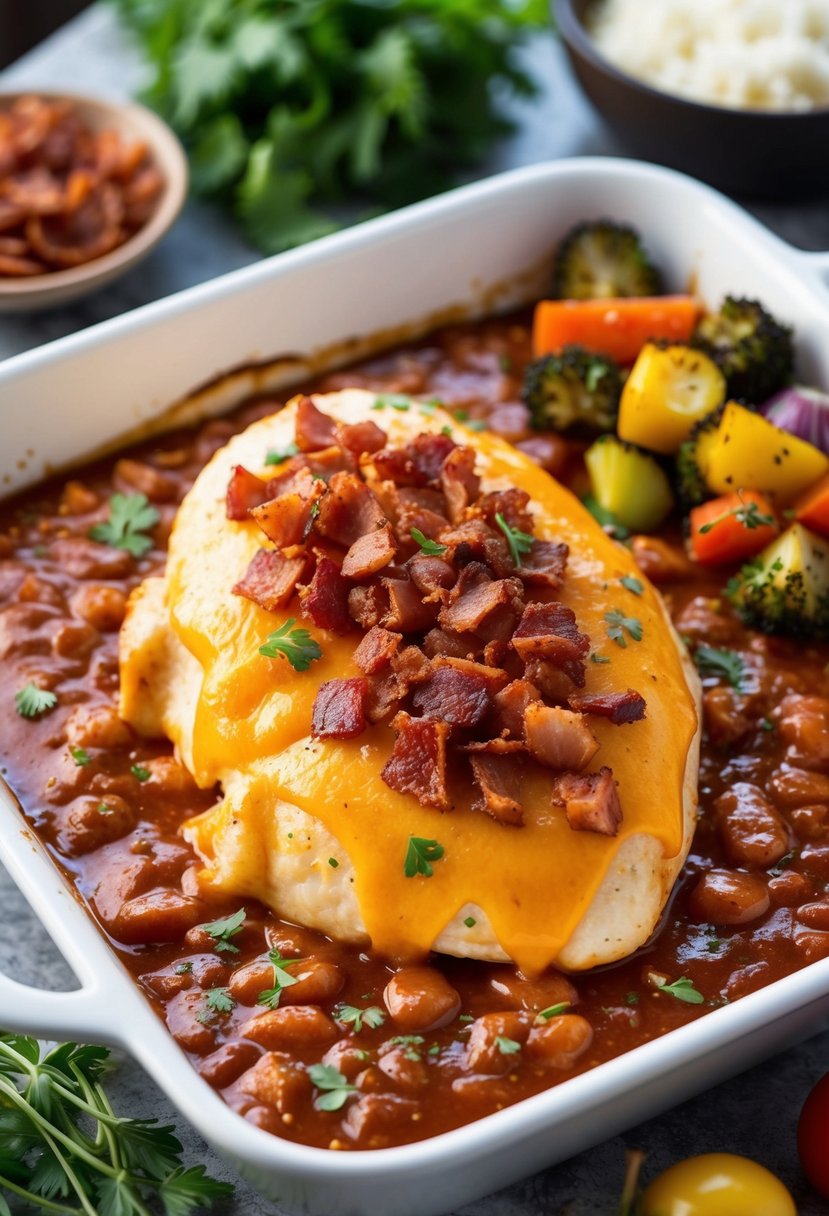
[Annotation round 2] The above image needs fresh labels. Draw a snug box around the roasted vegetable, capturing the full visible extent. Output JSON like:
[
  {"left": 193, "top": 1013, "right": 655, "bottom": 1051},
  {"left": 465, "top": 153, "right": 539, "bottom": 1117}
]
[
  {"left": 728, "top": 523, "right": 829, "bottom": 638},
  {"left": 523, "top": 345, "right": 623, "bottom": 435},
  {"left": 584, "top": 435, "right": 674, "bottom": 533},
  {"left": 761, "top": 385, "right": 829, "bottom": 455},
  {"left": 689, "top": 490, "right": 778, "bottom": 567},
  {"left": 617, "top": 343, "right": 726, "bottom": 454},
  {"left": 675, "top": 407, "right": 724, "bottom": 508},
  {"left": 552, "top": 221, "right": 662, "bottom": 300},
  {"left": 692, "top": 296, "right": 794, "bottom": 405},
  {"left": 795, "top": 472, "right": 829, "bottom": 538},
  {"left": 532, "top": 296, "right": 698, "bottom": 364},
  {"left": 693, "top": 401, "right": 829, "bottom": 505}
]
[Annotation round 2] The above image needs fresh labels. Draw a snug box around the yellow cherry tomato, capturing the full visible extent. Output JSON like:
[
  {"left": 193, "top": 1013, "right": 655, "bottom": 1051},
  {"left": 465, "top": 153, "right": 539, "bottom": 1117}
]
[{"left": 641, "top": 1153, "right": 797, "bottom": 1216}]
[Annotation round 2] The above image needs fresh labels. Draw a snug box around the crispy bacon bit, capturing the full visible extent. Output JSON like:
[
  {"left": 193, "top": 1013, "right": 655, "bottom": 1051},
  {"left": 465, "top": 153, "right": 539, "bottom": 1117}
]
[
  {"left": 409, "top": 432, "right": 457, "bottom": 483},
  {"left": 251, "top": 468, "right": 325, "bottom": 548},
  {"left": 440, "top": 447, "right": 481, "bottom": 524},
  {"left": 295, "top": 396, "right": 338, "bottom": 452},
  {"left": 354, "top": 625, "right": 401, "bottom": 675},
  {"left": 315, "top": 472, "right": 386, "bottom": 548},
  {"left": 382, "top": 576, "right": 437, "bottom": 633},
  {"left": 411, "top": 666, "right": 490, "bottom": 728},
  {"left": 301, "top": 556, "right": 352, "bottom": 634},
  {"left": 519, "top": 540, "right": 569, "bottom": 589},
  {"left": 338, "top": 419, "right": 387, "bottom": 456},
  {"left": 432, "top": 656, "right": 509, "bottom": 695},
  {"left": 440, "top": 572, "right": 524, "bottom": 641},
  {"left": 489, "top": 678, "right": 541, "bottom": 739},
  {"left": 470, "top": 753, "right": 524, "bottom": 826},
  {"left": 422, "top": 627, "right": 474, "bottom": 659},
  {"left": 232, "top": 549, "right": 308, "bottom": 612},
  {"left": 392, "top": 645, "right": 432, "bottom": 686},
  {"left": 568, "top": 689, "right": 646, "bottom": 725},
  {"left": 524, "top": 704, "right": 599, "bottom": 772},
  {"left": 408, "top": 555, "right": 456, "bottom": 600},
  {"left": 348, "top": 584, "right": 388, "bottom": 630},
  {"left": 395, "top": 505, "right": 450, "bottom": 546},
  {"left": 477, "top": 488, "right": 533, "bottom": 533},
  {"left": 382, "top": 712, "right": 451, "bottom": 809},
  {"left": 438, "top": 519, "right": 497, "bottom": 563},
  {"left": 512, "top": 602, "right": 590, "bottom": 666},
  {"left": 552, "top": 767, "right": 622, "bottom": 836},
  {"left": 226, "top": 465, "right": 270, "bottom": 521},
  {"left": 523, "top": 658, "right": 585, "bottom": 700},
  {"left": 372, "top": 446, "right": 420, "bottom": 485},
  {"left": 365, "top": 673, "right": 404, "bottom": 724},
  {"left": 463, "top": 738, "right": 526, "bottom": 755},
  {"left": 312, "top": 678, "right": 368, "bottom": 739},
  {"left": 341, "top": 523, "right": 397, "bottom": 581}
]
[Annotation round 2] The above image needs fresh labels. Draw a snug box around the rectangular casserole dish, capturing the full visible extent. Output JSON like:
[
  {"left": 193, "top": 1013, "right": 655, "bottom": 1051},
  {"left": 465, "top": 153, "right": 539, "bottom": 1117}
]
[{"left": 1, "top": 157, "right": 829, "bottom": 1216}]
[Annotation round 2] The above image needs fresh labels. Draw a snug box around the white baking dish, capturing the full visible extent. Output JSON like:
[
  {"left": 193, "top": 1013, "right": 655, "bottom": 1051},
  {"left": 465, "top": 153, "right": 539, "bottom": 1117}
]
[{"left": 1, "top": 158, "right": 829, "bottom": 1216}]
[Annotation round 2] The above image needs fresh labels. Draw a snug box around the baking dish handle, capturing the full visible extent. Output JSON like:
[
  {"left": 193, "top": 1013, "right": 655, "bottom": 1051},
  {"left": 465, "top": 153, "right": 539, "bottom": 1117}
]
[{"left": 0, "top": 971, "right": 111, "bottom": 1043}]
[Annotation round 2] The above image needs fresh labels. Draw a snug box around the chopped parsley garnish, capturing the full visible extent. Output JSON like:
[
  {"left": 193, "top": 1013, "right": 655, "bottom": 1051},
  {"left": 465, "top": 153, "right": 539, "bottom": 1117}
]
[
  {"left": 495, "top": 512, "right": 534, "bottom": 568},
  {"left": 88, "top": 492, "right": 159, "bottom": 558},
  {"left": 372, "top": 393, "right": 411, "bottom": 411},
  {"left": 307, "top": 1063, "right": 357, "bottom": 1112},
  {"left": 441, "top": 425, "right": 453, "bottom": 437},
  {"left": 466, "top": 419, "right": 488, "bottom": 432},
  {"left": 205, "top": 987, "right": 235, "bottom": 1015},
  {"left": 458, "top": 1014, "right": 474, "bottom": 1023},
  {"left": 131, "top": 763, "right": 151, "bottom": 782},
  {"left": 411, "top": 527, "right": 447, "bottom": 556},
  {"left": 604, "top": 609, "right": 643, "bottom": 648},
  {"left": 389, "top": 1035, "right": 424, "bottom": 1048},
  {"left": 404, "top": 836, "right": 445, "bottom": 878},
  {"left": 619, "top": 575, "right": 644, "bottom": 596},
  {"left": 336, "top": 1004, "right": 386, "bottom": 1033},
  {"left": 202, "top": 907, "right": 246, "bottom": 954},
  {"left": 265, "top": 441, "right": 300, "bottom": 466},
  {"left": 655, "top": 976, "right": 704, "bottom": 1005},
  {"left": 694, "top": 644, "right": 748, "bottom": 693},
  {"left": 15, "top": 683, "right": 57, "bottom": 719},
  {"left": 535, "top": 1002, "right": 570, "bottom": 1023},
  {"left": 495, "top": 1035, "right": 521, "bottom": 1055},
  {"left": 590, "top": 652, "right": 611, "bottom": 665},
  {"left": 259, "top": 617, "right": 323, "bottom": 671},
  {"left": 625, "top": 992, "right": 639, "bottom": 1006},
  {"left": 328, "top": 857, "right": 339, "bottom": 868},
  {"left": 760, "top": 717, "right": 775, "bottom": 732},
  {"left": 97, "top": 803, "right": 113, "bottom": 816},
  {"left": 69, "top": 745, "right": 91, "bottom": 766},
  {"left": 699, "top": 496, "right": 776, "bottom": 534},
  {"left": 258, "top": 949, "right": 303, "bottom": 1009},
  {"left": 463, "top": 916, "right": 476, "bottom": 928},
  {"left": 174, "top": 961, "right": 193, "bottom": 975}
]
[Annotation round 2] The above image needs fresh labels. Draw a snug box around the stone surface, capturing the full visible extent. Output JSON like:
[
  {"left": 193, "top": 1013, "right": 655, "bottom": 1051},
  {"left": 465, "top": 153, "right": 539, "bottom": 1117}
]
[{"left": 1, "top": 7, "right": 828, "bottom": 1214}]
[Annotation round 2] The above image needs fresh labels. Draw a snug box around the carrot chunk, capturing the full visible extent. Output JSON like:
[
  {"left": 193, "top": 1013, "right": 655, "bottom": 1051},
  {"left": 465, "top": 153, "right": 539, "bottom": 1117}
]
[
  {"left": 532, "top": 296, "right": 700, "bottom": 364},
  {"left": 689, "top": 490, "right": 779, "bottom": 566}
]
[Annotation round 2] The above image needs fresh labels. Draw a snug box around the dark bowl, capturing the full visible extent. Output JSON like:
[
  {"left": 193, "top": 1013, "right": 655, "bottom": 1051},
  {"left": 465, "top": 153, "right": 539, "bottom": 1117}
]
[{"left": 555, "top": 0, "right": 829, "bottom": 199}]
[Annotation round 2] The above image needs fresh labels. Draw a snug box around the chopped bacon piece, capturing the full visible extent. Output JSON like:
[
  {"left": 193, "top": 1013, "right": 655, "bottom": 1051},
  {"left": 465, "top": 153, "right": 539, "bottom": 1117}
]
[
  {"left": 312, "top": 678, "right": 368, "bottom": 739},
  {"left": 382, "top": 712, "right": 451, "bottom": 809},
  {"left": 477, "top": 488, "right": 533, "bottom": 533},
  {"left": 519, "top": 540, "right": 569, "bottom": 590},
  {"left": 432, "top": 655, "right": 509, "bottom": 694},
  {"left": 348, "top": 583, "right": 388, "bottom": 630},
  {"left": 523, "top": 658, "right": 585, "bottom": 701},
  {"left": 341, "top": 523, "right": 397, "bottom": 580},
  {"left": 463, "top": 738, "right": 526, "bottom": 755},
  {"left": 438, "top": 519, "right": 497, "bottom": 561},
  {"left": 365, "top": 673, "right": 404, "bottom": 723},
  {"left": 411, "top": 666, "right": 490, "bottom": 728},
  {"left": 295, "top": 396, "right": 338, "bottom": 452},
  {"left": 315, "top": 472, "right": 386, "bottom": 547},
  {"left": 354, "top": 625, "right": 401, "bottom": 675},
  {"left": 301, "top": 556, "right": 352, "bottom": 634},
  {"left": 250, "top": 468, "right": 325, "bottom": 548},
  {"left": 512, "top": 602, "right": 590, "bottom": 665},
  {"left": 338, "top": 419, "right": 387, "bottom": 456},
  {"left": 409, "top": 432, "right": 457, "bottom": 482},
  {"left": 232, "top": 549, "right": 308, "bottom": 612},
  {"left": 396, "top": 505, "right": 451, "bottom": 546},
  {"left": 372, "top": 447, "right": 421, "bottom": 486},
  {"left": 391, "top": 645, "right": 432, "bottom": 686},
  {"left": 382, "top": 576, "right": 437, "bottom": 633},
  {"left": 226, "top": 465, "right": 270, "bottom": 521},
  {"left": 524, "top": 704, "right": 598, "bottom": 771},
  {"left": 440, "top": 446, "right": 480, "bottom": 524},
  {"left": 568, "top": 689, "right": 646, "bottom": 725},
  {"left": 440, "top": 572, "right": 524, "bottom": 641},
  {"left": 552, "top": 767, "right": 622, "bottom": 836},
  {"left": 422, "top": 627, "right": 475, "bottom": 660},
  {"left": 408, "top": 555, "right": 456, "bottom": 600},
  {"left": 470, "top": 753, "right": 524, "bottom": 826},
  {"left": 489, "top": 678, "right": 542, "bottom": 739},
  {"left": 399, "top": 487, "right": 447, "bottom": 513}
]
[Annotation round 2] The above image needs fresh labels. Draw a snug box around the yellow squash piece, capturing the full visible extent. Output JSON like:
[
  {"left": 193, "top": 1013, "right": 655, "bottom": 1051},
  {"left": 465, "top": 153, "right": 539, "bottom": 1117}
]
[
  {"left": 698, "top": 401, "right": 829, "bottom": 504},
  {"left": 617, "top": 343, "right": 726, "bottom": 454},
  {"left": 585, "top": 434, "right": 674, "bottom": 532}
]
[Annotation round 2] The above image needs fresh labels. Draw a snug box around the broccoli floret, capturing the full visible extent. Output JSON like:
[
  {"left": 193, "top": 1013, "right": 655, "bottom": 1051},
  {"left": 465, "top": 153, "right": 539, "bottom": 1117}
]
[
  {"left": 552, "top": 220, "right": 662, "bottom": 300},
  {"left": 523, "top": 345, "right": 623, "bottom": 436},
  {"left": 727, "top": 524, "right": 829, "bottom": 639},
  {"left": 692, "top": 296, "right": 794, "bottom": 405},
  {"left": 675, "top": 405, "right": 724, "bottom": 508}
]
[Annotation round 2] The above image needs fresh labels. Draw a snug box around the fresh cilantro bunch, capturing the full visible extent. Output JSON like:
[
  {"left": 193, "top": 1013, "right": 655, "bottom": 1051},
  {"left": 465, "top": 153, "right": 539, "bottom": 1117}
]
[
  {"left": 0, "top": 1034, "right": 232, "bottom": 1214},
  {"left": 112, "top": 0, "right": 547, "bottom": 252}
]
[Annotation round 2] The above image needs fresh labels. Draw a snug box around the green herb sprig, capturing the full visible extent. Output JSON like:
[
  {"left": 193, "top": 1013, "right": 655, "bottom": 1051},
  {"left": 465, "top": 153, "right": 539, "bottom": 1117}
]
[
  {"left": 410, "top": 528, "right": 447, "bottom": 556},
  {"left": 605, "top": 609, "right": 643, "bottom": 648},
  {"left": 89, "top": 492, "right": 159, "bottom": 558},
  {"left": 15, "top": 683, "right": 57, "bottom": 719},
  {"left": 694, "top": 644, "right": 749, "bottom": 693},
  {"left": 259, "top": 619, "right": 323, "bottom": 671},
  {"left": 404, "top": 836, "right": 445, "bottom": 878},
  {"left": 655, "top": 976, "right": 704, "bottom": 1005},
  {"left": 201, "top": 907, "right": 246, "bottom": 954},
  {"left": 307, "top": 1063, "right": 357, "bottom": 1113},
  {"left": 335, "top": 1004, "right": 386, "bottom": 1033},
  {"left": 257, "top": 949, "right": 305, "bottom": 1009},
  {"left": 495, "top": 513, "right": 534, "bottom": 568}
]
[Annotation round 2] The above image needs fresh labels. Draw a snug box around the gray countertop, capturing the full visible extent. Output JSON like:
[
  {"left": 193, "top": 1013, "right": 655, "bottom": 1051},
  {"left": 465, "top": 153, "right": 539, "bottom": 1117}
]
[{"left": 1, "top": 8, "right": 828, "bottom": 1213}]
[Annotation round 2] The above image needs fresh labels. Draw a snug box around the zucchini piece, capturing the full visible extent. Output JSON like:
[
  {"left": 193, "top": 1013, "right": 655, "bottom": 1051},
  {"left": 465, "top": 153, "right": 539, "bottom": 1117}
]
[
  {"left": 699, "top": 402, "right": 829, "bottom": 505},
  {"left": 617, "top": 343, "right": 726, "bottom": 454},
  {"left": 584, "top": 435, "right": 674, "bottom": 533},
  {"left": 728, "top": 523, "right": 829, "bottom": 638}
]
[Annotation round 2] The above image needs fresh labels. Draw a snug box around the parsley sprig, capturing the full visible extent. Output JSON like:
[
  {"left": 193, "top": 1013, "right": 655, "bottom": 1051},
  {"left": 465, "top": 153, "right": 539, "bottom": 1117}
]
[
  {"left": 694, "top": 644, "right": 749, "bottom": 693},
  {"left": 259, "top": 618, "right": 323, "bottom": 671},
  {"left": 0, "top": 1034, "right": 232, "bottom": 1214},
  {"left": 655, "top": 976, "right": 704, "bottom": 1005},
  {"left": 265, "top": 441, "right": 299, "bottom": 466},
  {"left": 605, "top": 609, "right": 643, "bottom": 648},
  {"left": 307, "top": 1064, "right": 357, "bottom": 1113},
  {"left": 410, "top": 527, "right": 447, "bottom": 556},
  {"left": 335, "top": 1004, "right": 386, "bottom": 1033},
  {"left": 15, "top": 683, "right": 57, "bottom": 719},
  {"left": 404, "top": 836, "right": 445, "bottom": 878},
  {"left": 257, "top": 949, "right": 305, "bottom": 1009},
  {"left": 88, "top": 492, "right": 159, "bottom": 558},
  {"left": 201, "top": 907, "right": 246, "bottom": 954},
  {"left": 535, "top": 1001, "right": 570, "bottom": 1024},
  {"left": 495, "top": 513, "right": 534, "bottom": 568},
  {"left": 699, "top": 495, "right": 775, "bottom": 534}
]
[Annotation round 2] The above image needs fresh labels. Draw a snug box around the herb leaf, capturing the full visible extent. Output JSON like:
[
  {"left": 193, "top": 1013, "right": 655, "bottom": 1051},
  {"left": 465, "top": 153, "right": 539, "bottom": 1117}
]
[
  {"left": 89, "top": 492, "right": 159, "bottom": 558},
  {"left": 265, "top": 441, "right": 300, "bottom": 466},
  {"left": 69, "top": 745, "right": 90, "bottom": 766},
  {"left": 410, "top": 527, "right": 447, "bottom": 556},
  {"left": 15, "top": 683, "right": 57, "bottom": 719},
  {"left": 307, "top": 1063, "right": 357, "bottom": 1112},
  {"left": 656, "top": 976, "right": 704, "bottom": 1005},
  {"left": 694, "top": 644, "right": 749, "bottom": 693},
  {"left": 535, "top": 1002, "right": 570, "bottom": 1023},
  {"left": 257, "top": 948, "right": 304, "bottom": 1009},
  {"left": 335, "top": 1004, "right": 386, "bottom": 1033},
  {"left": 259, "top": 618, "right": 323, "bottom": 671},
  {"left": 699, "top": 496, "right": 776, "bottom": 534},
  {"left": 372, "top": 393, "right": 411, "bottom": 411},
  {"left": 201, "top": 907, "right": 246, "bottom": 954},
  {"left": 131, "top": 763, "right": 151, "bottom": 782},
  {"left": 619, "top": 575, "right": 644, "bottom": 596},
  {"left": 205, "top": 987, "right": 235, "bottom": 1015},
  {"left": 495, "top": 512, "right": 534, "bottom": 568},
  {"left": 604, "top": 609, "right": 643, "bottom": 648},
  {"left": 495, "top": 1035, "right": 521, "bottom": 1055},
  {"left": 404, "top": 836, "right": 445, "bottom": 878}
]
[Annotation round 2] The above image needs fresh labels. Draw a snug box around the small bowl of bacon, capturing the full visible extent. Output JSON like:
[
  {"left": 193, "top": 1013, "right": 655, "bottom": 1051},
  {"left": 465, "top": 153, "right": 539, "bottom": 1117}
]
[{"left": 0, "top": 92, "right": 187, "bottom": 311}]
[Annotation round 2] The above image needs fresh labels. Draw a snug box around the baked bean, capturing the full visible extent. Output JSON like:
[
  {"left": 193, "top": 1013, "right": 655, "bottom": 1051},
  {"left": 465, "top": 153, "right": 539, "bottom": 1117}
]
[
  {"left": 321, "top": 1040, "right": 373, "bottom": 1082},
  {"left": 354, "top": 1066, "right": 386, "bottom": 1093},
  {"left": 229, "top": 959, "right": 275, "bottom": 1007},
  {"left": 464, "top": 1012, "right": 530, "bottom": 1075},
  {"left": 143, "top": 970, "right": 192, "bottom": 1001},
  {"left": 166, "top": 990, "right": 217, "bottom": 1055},
  {"left": 0, "top": 602, "right": 62, "bottom": 659},
  {"left": 281, "top": 960, "right": 344, "bottom": 1007},
  {"left": 18, "top": 572, "right": 65, "bottom": 607},
  {"left": 195, "top": 420, "right": 236, "bottom": 464},
  {"left": 703, "top": 687, "right": 752, "bottom": 747},
  {"left": 777, "top": 695, "right": 829, "bottom": 771},
  {"left": 714, "top": 782, "right": 792, "bottom": 868},
  {"left": 237, "top": 1052, "right": 310, "bottom": 1112},
  {"left": 377, "top": 1046, "right": 428, "bottom": 1092},
  {"left": 114, "top": 458, "right": 179, "bottom": 503},
  {"left": 688, "top": 870, "right": 770, "bottom": 925},
  {"left": 800, "top": 843, "right": 829, "bottom": 879},
  {"left": 243, "top": 1105, "right": 284, "bottom": 1134},
  {"left": 487, "top": 403, "right": 530, "bottom": 441},
  {"left": 55, "top": 793, "right": 135, "bottom": 856},
  {"left": 65, "top": 702, "right": 133, "bottom": 749},
  {"left": 53, "top": 619, "right": 99, "bottom": 660},
  {"left": 199, "top": 1041, "right": 261, "bottom": 1089},
  {"left": 384, "top": 967, "right": 461, "bottom": 1032},
  {"left": 112, "top": 890, "right": 205, "bottom": 945},
  {"left": 525, "top": 1014, "right": 593, "bottom": 1069},
  {"left": 59, "top": 480, "right": 99, "bottom": 515},
  {"left": 795, "top": 931, "right": 829, "bottom": 962},
  {"left": 768, "top": 871, "right": 816, "bottom": 907},
  {"left": 190, "top": 954, "right": 230, "bottom": 990},
  {"left": 630, "top": 535, "right": 695, "bottom": 584},
  {"left": 674, "top": 597, "right": 738, "bottom": 646},
  {"left": 796, "top": 901, "right": 829, "bottom": 931},
  {"left": 48, "top": 537, "right": 133, "bottom": 580},
  {"left": 341, "top": 1093, "right": 419, "bottom": 1147},
  {"left": 141, "top": 754, "right": 199, "bottom": 793},
  {"left": 789, "top": 804, "right": 829, "bottom": 841},
  {"left": 451, "top": 1074, "right": 513, "bottom": 1104},
  {"left": 725, "top": 962, "right": 770, "bottom": 1002},
  {"left": 487, "top": 966, "right": 577, "bottom": 1014},
  {"left": 71, "top": 584, "right": 128, "bottom": 632},
  {"left": 242, "top": 1005, "right": 339, "bottom": 1051},
  {"left": 267, "top": 923, "right": 327, "bottom": 959},
  {"left": 144, "top": 838, "right": 192, "bottom": 884},
  {"left": 769, "top": 765, "right": 829, "bottom": 808}
]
